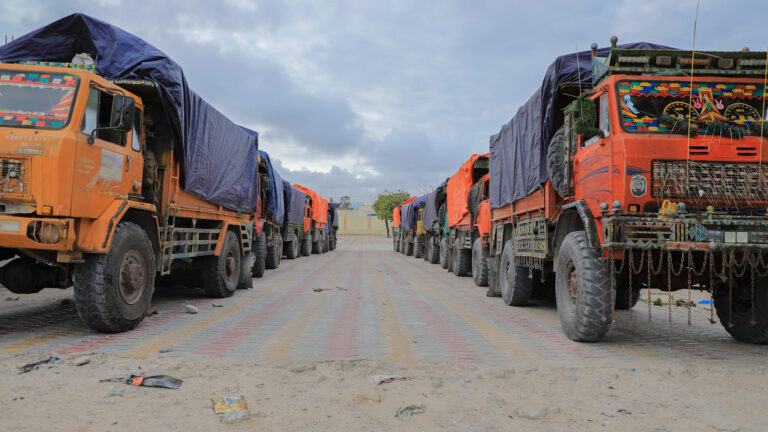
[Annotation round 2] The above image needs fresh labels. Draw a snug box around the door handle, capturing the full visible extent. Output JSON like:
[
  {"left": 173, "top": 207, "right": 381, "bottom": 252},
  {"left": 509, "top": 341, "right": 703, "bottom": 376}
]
[{"left": 126, "top": 155, "right": 132, "bottom": 172}]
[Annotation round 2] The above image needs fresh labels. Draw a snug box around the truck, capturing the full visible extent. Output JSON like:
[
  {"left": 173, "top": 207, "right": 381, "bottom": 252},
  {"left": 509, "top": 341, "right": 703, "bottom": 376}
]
[
  {"left": 0, "top": 14, "right": 262, "bottom": 332},
  {"left": 293, "top": 184, "right": 329, "bottom": 254},
  {"left": 392, "top": 196, "right": 416, "bottom": 254},
  {"left": 443, "top": 154, "right": 491, "bottom": 286},
  {"left": 420, "top": 180, "right": 447, "bottom": 265},
  {"left": 487, "top": 37, "right": 768, "bottom": 344},
  {"left": 251, "top": 150, "right": 284, "bottom": 277},
  {"left": 281, "top": 179, "right": 308, "bottom": 259},
  {"left": 400, "top": 194, "right": 428, "bottom": 258},
  {"left": 327, "top": 204, "right": 339, "bottom": 251}
]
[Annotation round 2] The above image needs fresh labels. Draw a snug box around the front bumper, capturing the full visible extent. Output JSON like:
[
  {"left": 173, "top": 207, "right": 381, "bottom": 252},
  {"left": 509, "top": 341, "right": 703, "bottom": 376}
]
[
  {"left": 601, "top": 212, "right": 768, "bottom": 251},
  {"left": 0, "top": 215, "right": 76, "bottom": 251}
]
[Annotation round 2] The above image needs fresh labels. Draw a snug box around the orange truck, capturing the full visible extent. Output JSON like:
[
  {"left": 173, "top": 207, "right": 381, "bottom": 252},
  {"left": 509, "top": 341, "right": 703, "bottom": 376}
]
[
  {"left": 0, "top": 15, "right": 261, "bottom": 332},
  {"left": 392, "top": 196, "right": 416, "bottom": 253},
  {"left": 293, "top": 184, "right": 330, "bottom": 254},
  {"left": 442, "top": 154, "right": 491, "bottom": 286},
  {"left": 488, "top": 37, "right": 768, "bottom": 343}
]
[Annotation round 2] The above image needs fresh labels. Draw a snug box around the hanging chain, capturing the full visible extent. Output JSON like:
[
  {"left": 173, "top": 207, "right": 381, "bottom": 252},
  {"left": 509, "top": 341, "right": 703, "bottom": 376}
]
[
  {"left": 667, "top": 251, "right": 673, "bottom": 325},
  {"left": 687, "top": 251, "right": 693, "bottom": 326},
  {"left": 750, "top": 261, "right": 757, "bottom": 326},
  {"left": 728, "top": 249, "right": 735, "bottom": 328},
  {"left": 648, "top": 249, "right": 654, "bottom": 325},
  {"left": 609, "top": 248, "right": 616, "bottom": 324},
  {"left": 708, "top": 251, "right": 716, "bottom": 324}
]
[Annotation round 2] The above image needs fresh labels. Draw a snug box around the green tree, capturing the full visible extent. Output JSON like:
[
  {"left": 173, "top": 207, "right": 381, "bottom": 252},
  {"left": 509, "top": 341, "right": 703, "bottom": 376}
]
[{"left": 372, "top": 190, "right": 411, "bottom": 238}]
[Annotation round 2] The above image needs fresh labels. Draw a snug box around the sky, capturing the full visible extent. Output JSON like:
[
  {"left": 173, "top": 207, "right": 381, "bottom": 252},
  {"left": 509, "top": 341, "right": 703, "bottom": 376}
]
[{"left": 1, "top": 0, "right": 766, "bottom": 203}]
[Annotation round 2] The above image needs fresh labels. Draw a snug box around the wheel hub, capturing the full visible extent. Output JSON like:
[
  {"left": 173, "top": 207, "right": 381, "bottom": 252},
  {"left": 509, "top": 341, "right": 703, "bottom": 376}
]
[
  {"left": 224, "top": 251, "right": 236, "bottom": 282},
  {"left": 567, "top": 262, "right": 578, "bottom": 308},
  {"left": 118, "top": 251, "right": 145, "bottom": 305}
]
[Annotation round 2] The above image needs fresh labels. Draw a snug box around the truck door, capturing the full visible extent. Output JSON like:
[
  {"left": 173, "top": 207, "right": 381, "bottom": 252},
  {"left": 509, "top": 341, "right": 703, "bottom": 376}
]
[
  {"left": 72, "top": 86, "right": 143, "bottom": 218},
  {"left": 572, "top": 92, "right": 613, "bottom": 208}
]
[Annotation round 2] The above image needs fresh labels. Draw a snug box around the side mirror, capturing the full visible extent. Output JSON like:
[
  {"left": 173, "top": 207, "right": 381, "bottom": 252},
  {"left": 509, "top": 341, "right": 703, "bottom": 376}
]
[{"left": 110, "top": 95, "right": 135, "bottom": 132}]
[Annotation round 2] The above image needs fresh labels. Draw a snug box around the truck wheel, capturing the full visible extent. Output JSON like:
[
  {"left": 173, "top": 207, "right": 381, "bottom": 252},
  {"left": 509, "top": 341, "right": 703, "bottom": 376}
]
[
  {"left": 413, "top": 238, "right": 422, "bottom": 259},
  {"left": 201, "top": 230, "right": 241, "bottom": 298},
  {"left": 73, "top": 222, "right": 155, "bottom": 333},
  {"left": 322, "top": 233, "right": 329, "bottom": 253},
  {"left": 422, "top": 239, "right": 430, "bottom": 262},
  {"left": 237, "top": 252, "right": 254, "bottom": 289},
  {"left": 393, "top": 235, "right": 399, "bottom": 252},
  {"left": 439, "top": 237, "right": 448, "bottom": 268},
  {"left": 429, "top": 237, "right": 440, "bottom": 264},
  {"left": 301, "top": 235, "right": 312, "bottom": 256},
  {"left": 312, "top": 237, "right": 322, "bottom": 254},
  {"left": 714, "top": 276, "right": 768, "bottom": 344},
  {"left": 453, "top": 244, "right": 471, "bottom": 277},
  {"left": 405, "top": 240, "right": 414, "bottom": 256},
  {"left": 472, "top": 238, "right": 489, "bottom": 286},
  {"left": 499, "top": 240, "right": 532, "bottom": 305},
  {"left": 251, "top": 231, "right": 266, "bottom": 277},
  {"left": 445, "top": 239, "right": 454, "bottom": 272},
  {"left": 555, "top": 231, "right": 613, "bottom": 342},
  {"left": 547, "top": 126, "right": 568, "bottom": 198},
  {"left": 266, "top": 233, "right": 280, "bottom": 269},
  {"left": 285, "top": 235, "right": 298, "bottom": 259}
]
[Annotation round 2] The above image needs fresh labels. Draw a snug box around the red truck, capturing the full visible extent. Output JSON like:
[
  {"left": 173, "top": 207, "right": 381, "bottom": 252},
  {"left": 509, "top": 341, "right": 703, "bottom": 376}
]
[
  {"left": 294, "top": 184, "right": 329, "bottom": 254},
  {"left": 488, "top": 38, "right": 768, "bottom": 343}
]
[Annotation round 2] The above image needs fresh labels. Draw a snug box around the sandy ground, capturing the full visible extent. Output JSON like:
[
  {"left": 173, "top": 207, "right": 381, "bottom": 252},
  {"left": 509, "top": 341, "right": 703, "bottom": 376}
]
[{"left": 1, "top": 350, "right": 766, "bottom": 432}]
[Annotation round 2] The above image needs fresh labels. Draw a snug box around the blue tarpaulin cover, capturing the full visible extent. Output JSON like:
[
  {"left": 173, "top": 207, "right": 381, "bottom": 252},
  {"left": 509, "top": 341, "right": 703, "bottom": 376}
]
[
  {"left": 282, "top": 180, "right": 306, "bottom": 226},
  {"left": 489, "top": 42, "right": 672, "bottom": 210},
  {"left": 0, "top": 13, "right": 260, "bottom": 212},
  {"left": 422, "top": 179, "right": 447, "bottom": 230},
  {"left": 401, "top": 194, "right": 429, "bottom": 231},
  {"left": 259, "top": 150, "right": 284, "bottom": 225}
]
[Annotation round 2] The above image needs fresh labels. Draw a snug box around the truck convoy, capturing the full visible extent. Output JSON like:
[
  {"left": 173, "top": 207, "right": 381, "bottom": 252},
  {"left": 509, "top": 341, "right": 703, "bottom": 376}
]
[
  {"left": 397, "top": 38, "right": 768, "bottom": 345},
  {"left": 294, "top": 184, "right": 330, "bottom": 254},
  {"left": 0, "top": 14, "right": 335, "bottom": 333},
  {"left": 400, "top": 194, "right": 428, "bottom": 258},
  {"left": 392, "top": 196, "right": 416, "bottom": 254}
]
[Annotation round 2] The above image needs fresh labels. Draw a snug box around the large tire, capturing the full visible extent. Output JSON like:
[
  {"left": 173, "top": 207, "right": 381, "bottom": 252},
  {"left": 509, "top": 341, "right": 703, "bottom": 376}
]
[
  {"left": 499, "top": 240, "right": 532, "bottom": 306},
  {"left": 428, "top": 236, "right": 440, "bottom": 264},
  {"left": 439, "top": 237, "right": 449, "bottom": 269},
  {"left": 393, "top": 236, "right": 398, "bottom": 252},
  {"left": 251, "top": 231, "right": 266, "bottom": 277},
  {"left": 201, "top": 230, "right": 241, "bottom": 298},
  {"left": 714, "top": 275, "right": 768, "bottom": 344},
  {"left": 413, "top": 237, "right": 422, "bottom": 259},
  {"left": 285, "top": 233, "right": 299, "bottom": 260},
  {"left": 312, "top": 234, "right": 323, "bottom": 254},
  {"left": 405, "top": 240, "right": 414, "bottom": 256},
  {"left": 453, "top": 243, "right": 471, "bottom": 277},
  {"left": 266, "top": 233, "right": 280, "bottom": 269},
  {"left": 322, "top": 232, "right": 329, "bottom": 253},
  {"left": 237, "top": 252, "right": 254, "bottom": 290},
  {"left": 471, "top": 238, "right": 489, "bottom": 286},
  {"left": 74, "top": 222, "right": 155, "bottom": 333},
  {"left": 547, "top": 126, "right": 568, "bottom": 198},
  {"left": 301, "top": 234, "right": 312, "bottom": 257},
  {"left": 555, "top": 231, "right": 613, "bottom": 342},
  {"left": 446, "top": 240, "right": 454, "bottom": 273}
]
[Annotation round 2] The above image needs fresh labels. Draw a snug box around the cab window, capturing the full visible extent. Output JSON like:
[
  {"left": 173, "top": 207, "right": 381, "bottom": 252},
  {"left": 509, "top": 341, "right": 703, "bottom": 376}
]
[
  {"left": 600, "top": 93, "right": 611, "bottom": 137},
  {"left": 131, "top": 109, "right": 143, "bottom": 152},
  {"left": 81, "top": 87, "right": 125, "bottom": 147}
]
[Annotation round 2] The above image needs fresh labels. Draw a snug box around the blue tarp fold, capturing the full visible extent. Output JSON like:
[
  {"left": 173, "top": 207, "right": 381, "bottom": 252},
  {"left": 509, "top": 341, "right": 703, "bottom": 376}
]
[
  {"left": 0, "top": 13, "right": 260, "bottom": 212},
  {"left": 401, "top": 194, "right": 429, "bottom": 231},
  {"left": 282, "top": 180, "right": 306, "bottom": 226},
  {"left": 489, "top": 42, "right": 673, "bottom": 209},
  {"left": 422, "top": 179, "right": 448, "bottom": 230},
  {"left": 259, "top": 150, "right": 284, "bottom": 225}
]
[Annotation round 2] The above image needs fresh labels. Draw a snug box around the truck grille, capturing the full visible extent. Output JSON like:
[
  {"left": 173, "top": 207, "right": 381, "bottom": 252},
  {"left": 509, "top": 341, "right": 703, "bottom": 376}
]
[
  {"left": 0, "top": 157, "right": 30, "bottom": 197},
  {"left": 651, "top": 160, "right": 768, "bottom": 203}
]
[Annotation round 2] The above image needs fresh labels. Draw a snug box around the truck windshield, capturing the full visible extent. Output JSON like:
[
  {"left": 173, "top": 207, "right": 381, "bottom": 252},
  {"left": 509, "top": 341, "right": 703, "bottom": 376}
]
[
  {"left": 0, "top": 69, "right": 79, "bottom": 130},
  {"left": 618, "top": 79, "right": 766, "bottom": 136}
]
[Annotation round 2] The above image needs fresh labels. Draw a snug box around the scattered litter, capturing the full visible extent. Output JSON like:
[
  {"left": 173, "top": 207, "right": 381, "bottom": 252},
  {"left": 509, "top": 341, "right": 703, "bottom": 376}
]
[
  {"left": 212, "top": 304, "right": 224, "bottom": 308},
  {"left": 698, "top": 300, "right": 713, "bottom": 305},
  {"left": 369, "top": 375, "right": 409, "bottom": 385},
  {"left": 395, "top": 404, "right": 426, "bottom": 421},
  {"left": 104, "top": 388, "right": 124, "bottom": 398},
  {"left": 72, "top": 356, "right": 91, "bottom": 366},
  {"left": 336, "top": 286, "right": 348, "bottom": 291},
  {"left": 617, "top": 409, "right": 632, "bottom": 415},
  {"left": 312, "top": 288, "right": 328, "bottom": 292},
  {"left": 357, "top": 393, "right": 382, "bottom": 403},
  {"left": 100, "top": 374, "right": 183, "bottom": 389},
  {"left": 185, "top": 305, "right": 199, "bottom": 314},
  {"left": 145, "top": 310, "right": 158, "bottom": 318},
  {"left": 17, "top": 356, "right": 61, "bottom": 374},
  {"left": 221, "top": 409, "right": 250, "bottom": 424},
  {"left": 5, "top": 296, "right": 19, "bottom": 301},
  {"left": 158, "top": 346, "right": 174, "bottom": 353},
  {"left": 212, "top": 395, "right": 249, "bottom": 414}
]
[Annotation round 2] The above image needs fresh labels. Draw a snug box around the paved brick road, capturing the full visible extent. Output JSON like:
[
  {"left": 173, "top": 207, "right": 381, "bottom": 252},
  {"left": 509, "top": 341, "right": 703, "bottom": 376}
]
[{"left": 1, "top": 235, "right": 767, "bottom": 362}]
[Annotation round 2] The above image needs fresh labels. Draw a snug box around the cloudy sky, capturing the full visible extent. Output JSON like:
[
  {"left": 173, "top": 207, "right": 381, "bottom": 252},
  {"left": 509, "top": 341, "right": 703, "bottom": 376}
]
[{"left": 2, "top": 0, "right": 766, "bottom": 203}]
